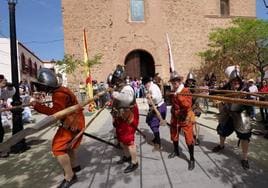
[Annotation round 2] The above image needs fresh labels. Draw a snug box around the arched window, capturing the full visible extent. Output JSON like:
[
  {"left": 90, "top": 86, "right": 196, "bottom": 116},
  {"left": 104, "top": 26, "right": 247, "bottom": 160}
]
[
  {"left": 220, "top": 0, "right": 230, "bottom": 16},
  {"left": 28, "top": 58, "right": 33, "bottom": 76},
  {"left": 130, "top": 0, "right": 144, "bottom": 21},
  {"left": 21, "top": 53, "right": 26, "bottom": 72},
  {"left": 34, "top": 62, "right": 37, "bottom": 77}
]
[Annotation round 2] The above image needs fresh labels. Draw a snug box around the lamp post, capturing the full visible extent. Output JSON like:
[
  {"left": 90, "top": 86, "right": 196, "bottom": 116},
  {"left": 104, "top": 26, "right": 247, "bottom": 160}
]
[{"left": 8, "top": 0, "right": 27, "bottom": 153}]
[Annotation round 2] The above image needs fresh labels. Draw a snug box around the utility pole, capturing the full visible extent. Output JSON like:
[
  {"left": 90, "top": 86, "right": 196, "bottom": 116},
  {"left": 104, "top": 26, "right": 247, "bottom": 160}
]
[{"left": 8, "top": 0, "right": 28, "bottom": 153}]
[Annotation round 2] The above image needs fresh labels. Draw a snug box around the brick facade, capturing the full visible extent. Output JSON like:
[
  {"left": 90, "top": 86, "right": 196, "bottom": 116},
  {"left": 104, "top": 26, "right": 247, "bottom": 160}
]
[{"left": 62, "top": 0, "right": 255, "bottom": 85}]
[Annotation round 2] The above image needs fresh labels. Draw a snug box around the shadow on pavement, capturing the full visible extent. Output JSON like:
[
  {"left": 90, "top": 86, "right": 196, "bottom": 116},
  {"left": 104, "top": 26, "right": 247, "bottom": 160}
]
[{"left": 196, "top": 138, "right": 268, "bottom": 188}]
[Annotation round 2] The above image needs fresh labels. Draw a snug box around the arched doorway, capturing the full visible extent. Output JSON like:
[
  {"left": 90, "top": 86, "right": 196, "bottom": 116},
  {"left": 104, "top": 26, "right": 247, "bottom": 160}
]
[{"left": 124, "top": 49, "right": 155, "bottom": 79}]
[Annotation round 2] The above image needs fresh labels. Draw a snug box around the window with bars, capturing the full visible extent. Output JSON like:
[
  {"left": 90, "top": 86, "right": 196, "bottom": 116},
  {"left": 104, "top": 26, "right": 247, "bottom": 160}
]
[
  {"left": 220, "top": 0, "right": 230, "bottom": 16},
  {"left": 130, "top": 0, "right": 144, "bottom": 22}
]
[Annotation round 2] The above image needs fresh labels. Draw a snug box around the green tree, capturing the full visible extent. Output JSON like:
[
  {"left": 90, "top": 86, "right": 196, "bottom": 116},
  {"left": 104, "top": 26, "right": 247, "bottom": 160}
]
[
  {"left": 198, "top": 18, "right": 268, "bottom": 81},
  {"left": 55, "top": 53, "right": 102, "bottom": 74}
]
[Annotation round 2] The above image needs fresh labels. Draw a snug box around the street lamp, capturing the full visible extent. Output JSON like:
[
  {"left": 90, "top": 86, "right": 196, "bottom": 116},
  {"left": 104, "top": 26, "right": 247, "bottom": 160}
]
[{"left": 8, "top": 0, "right": 27, "bottom": 153}]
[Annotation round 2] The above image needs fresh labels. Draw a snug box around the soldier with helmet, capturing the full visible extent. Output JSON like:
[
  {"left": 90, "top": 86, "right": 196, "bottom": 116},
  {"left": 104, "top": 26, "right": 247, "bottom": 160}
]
[
  {"left": 212, "top": 65, "right": 251, "bottom": 170},
  {"left": 31, "top": 68, "right": 84, "bottom": 187},
  {"left": 168, "top": 71, "right": 195, "bottom": 170},
  {"left": 110, "top": 65, "right": 139, "bottom": 173},
  {"left": 185, "top": 72, "right": 201, "bottom": 145}
]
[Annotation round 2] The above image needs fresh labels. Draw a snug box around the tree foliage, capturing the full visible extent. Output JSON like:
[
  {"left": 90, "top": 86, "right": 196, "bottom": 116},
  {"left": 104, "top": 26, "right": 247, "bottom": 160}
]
[
  {"left": 197, "top": 18, "right": 268, "bottom": 81},
  {"left": 55, "top": 54, "right": 102, "bottom": 74}
]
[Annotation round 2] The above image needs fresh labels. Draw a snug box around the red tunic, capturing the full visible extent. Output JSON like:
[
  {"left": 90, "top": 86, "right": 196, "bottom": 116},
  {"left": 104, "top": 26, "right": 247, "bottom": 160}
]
[
  {"left": 170, "top": 87, "right": 194, "bottom": 145},
  {"left": 34, "top": 86, "right": 85, "bottom": 156},
  {"left": 114, "top": 104, "right": 139, "bottom": 146}
]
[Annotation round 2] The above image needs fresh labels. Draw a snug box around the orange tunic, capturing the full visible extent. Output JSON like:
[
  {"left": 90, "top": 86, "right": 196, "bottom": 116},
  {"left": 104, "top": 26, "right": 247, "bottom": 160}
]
[
  {"left": 170, "top": 87, "right": 194, "bottom": 145},
  {"left": 34, "top": 86, "right": 85, "bottom": 156}
]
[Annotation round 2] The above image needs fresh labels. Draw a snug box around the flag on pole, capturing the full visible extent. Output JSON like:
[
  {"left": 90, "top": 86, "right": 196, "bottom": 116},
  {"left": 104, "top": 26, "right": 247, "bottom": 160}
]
[
  {"left": 83, "top": 28, "right": 95, "bottom": 112},
  {"left": 166, "top": 33, "right": 175, "bottom": 73}
]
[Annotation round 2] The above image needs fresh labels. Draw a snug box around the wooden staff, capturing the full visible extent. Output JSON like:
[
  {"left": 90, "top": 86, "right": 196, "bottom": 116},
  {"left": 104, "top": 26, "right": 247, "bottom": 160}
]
[
  {"left": 66, "top": 101, "right": 110, "bottom": 150},
  {"left": 0, "top": 89, "right": 111, "bottom": 153},
  {"left": 146, "top": 94, "right": 169, "bottom": 127},
  {"left": 0, "top": 101, "right": 52, "bottom": 113},
  {"left": 177, "top": 93, "right": 268, "bottom": 108}
]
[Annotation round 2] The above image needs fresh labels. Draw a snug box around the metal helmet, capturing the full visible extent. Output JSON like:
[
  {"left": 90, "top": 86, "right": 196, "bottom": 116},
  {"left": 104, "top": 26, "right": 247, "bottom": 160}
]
[
  {"left": 111, "top": 65, "right": 125, "bottom": 85},
  {"left": 107, "top": 73, "right": 113, "bottom": 85},
  {"left": 264, "top": 69, "right": 268, "bottom": 80},
  {"left": 186, "top": 72, "right": 196, "bottom": 82},
  {"left": 33, "top": 68, "right": 60, "bottom": 88},
  {"left": 225, "top": 65, "right": 241, "bottom": 81},
  {"left": 169, "top": 71, "right": 182, "bottom": 82}
]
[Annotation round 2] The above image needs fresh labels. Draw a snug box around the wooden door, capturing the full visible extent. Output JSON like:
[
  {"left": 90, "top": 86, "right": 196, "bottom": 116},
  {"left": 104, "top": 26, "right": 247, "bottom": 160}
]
[{"left": 125, "top": 52, "right": 140, "bottom": 79}]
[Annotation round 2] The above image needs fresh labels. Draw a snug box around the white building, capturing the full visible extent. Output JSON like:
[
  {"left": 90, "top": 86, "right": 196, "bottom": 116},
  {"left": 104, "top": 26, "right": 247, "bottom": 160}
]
[
  {"left": 43, "top": 61, "right": 68, "bottom": 87},
  {"left": 0, "top": 37, "right": 43, "bottom": 85}
]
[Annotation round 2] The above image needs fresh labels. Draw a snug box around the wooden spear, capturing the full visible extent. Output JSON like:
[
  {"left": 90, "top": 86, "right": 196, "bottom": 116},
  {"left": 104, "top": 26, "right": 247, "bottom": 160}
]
[
  {"left": 0, "top": 89, "right": 111, "bottom": 153},
  {"left": 177, "top": 93, "right": 268, "bottom": 108},
  {"left": 66, "top": 101, "right": 110, "bottom": 150},
  {"left": 0, "top": 101, "right": 52, "bottom": 113},
  {"left": 189, "top": 88, "right": 265, "bottom": 98}
]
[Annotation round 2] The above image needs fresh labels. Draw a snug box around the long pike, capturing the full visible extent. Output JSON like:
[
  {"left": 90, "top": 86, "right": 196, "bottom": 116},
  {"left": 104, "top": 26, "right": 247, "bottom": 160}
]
[
  {"left": 0, "top": 101, "right": 52, "bottom": 113},
  {"left": 177, "top": 93, "right": 268, "bottom": 108},
  {"left": 0, "top": 89, "right": 111, "bottom": 153}
]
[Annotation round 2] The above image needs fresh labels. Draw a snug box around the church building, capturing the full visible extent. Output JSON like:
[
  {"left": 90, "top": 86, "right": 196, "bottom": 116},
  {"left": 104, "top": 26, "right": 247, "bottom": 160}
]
[{"left": 62, "top": 0, "right": 255, "bottom": 84}]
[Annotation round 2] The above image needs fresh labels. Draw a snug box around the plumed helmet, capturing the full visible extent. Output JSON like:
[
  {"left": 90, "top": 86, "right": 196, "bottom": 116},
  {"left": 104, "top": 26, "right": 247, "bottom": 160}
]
[
  {"left": 111, "top": 65, "right": 125, "bottom": 85},
  {"left": 186, "top": 72, "right": 196, "bottom": 82},
  {"left": 169, "top": 71, "right": 182, "bottom": 82},
  {"left": 33, "top": 68, "right": 60, "bottom": 88},
  {"left": 225, "top": 65, "right": 241, "bottom": 81}
]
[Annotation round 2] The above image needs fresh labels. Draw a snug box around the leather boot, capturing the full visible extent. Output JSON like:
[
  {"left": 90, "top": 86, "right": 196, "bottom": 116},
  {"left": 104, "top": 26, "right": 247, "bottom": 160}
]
[
  {"left": 124, "top": 162, "right": 138, "bottom": 173},
  {"left": 116, "top": 156, "right": 131, "bottom": 164},
  {"left": 188, "top": 144, "right": 195, "bottom": 170},
  {"left": 168, "top": 141, "right": 180, "bottom": 158},
  {"left": 57, "top": 174, "right": 78, "bottom": 188}
]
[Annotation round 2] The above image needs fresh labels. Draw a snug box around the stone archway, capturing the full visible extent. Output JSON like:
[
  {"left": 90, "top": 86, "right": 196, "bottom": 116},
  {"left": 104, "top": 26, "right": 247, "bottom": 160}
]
[{"left": 124, "top": 49, "right": 155, "bottom": 79}]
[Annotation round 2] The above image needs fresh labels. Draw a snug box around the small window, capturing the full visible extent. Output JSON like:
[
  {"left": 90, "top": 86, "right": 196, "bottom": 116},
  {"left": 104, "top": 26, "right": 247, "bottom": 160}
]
[
  {"left": 34, "top": 62, "right": 37, "bottom": 77},
  {"left": 28, "top": 58, "right": 32, "bottom": 76},
  {"left": 220, "top": 0, "right": 230, "bottom": 16},
  {"left": 130, "top": 0, "right": 144, "bottom": 21},
  {"left": 21, "top": 53, "right": 26, "bottom": 71}
]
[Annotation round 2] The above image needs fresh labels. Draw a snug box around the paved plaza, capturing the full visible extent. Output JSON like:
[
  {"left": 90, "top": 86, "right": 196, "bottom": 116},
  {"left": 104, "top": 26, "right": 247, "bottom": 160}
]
[{"left": 1, "top": 99, "right": 268, "bottom": 188}]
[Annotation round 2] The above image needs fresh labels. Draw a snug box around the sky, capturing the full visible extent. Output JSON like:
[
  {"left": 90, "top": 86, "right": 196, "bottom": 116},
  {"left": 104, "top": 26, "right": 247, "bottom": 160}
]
[
  {"left": 0, "top": 0, "right": 63, "bottom": 61},
  {"left": 0, "top": 0, "right": 268, "bottom": 61}
]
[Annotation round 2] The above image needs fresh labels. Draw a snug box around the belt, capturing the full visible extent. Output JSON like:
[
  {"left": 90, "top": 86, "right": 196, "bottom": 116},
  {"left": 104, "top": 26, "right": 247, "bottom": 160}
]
[{"left": 156, "top": 101, "right": 164, "bottom": 107}]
